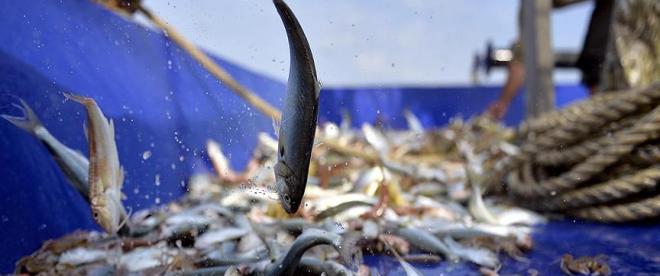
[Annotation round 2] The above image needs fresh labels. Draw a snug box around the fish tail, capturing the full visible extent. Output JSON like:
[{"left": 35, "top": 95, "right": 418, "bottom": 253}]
[
  {"left": 63, "top": 92, "right": 93, "bottom": 106},
  {"left": 1, "top": 98, "right": 44, "bottom": 135}
]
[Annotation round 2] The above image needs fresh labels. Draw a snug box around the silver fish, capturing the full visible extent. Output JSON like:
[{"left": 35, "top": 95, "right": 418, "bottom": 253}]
[
  {"left": 1, "top": 98, "right": 90, "bottom": 201},
  {"left": 194, "top": 228, "right": 249, "bottom": 249},
  {"left": 391, "top": 227, "right": 457, "bottom": 261},
  {"left": 65, "top": 93, "right": 127, "bottom": 234},
  {"left": 273, "top": 0, "right": 321, "bottom": 214}
]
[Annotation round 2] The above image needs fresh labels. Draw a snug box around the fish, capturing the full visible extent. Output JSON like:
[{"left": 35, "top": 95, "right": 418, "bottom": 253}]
[
  {"left": 443, "top": 236, "right": 500, "bottom": 268},
  {"left": 64, "top": 93, "right": 127, "bottom": 234},
  {"left": 267, "top": 228, "right": 343, "bottom": 276},
  {"left": 418, "top": 219, "right": 532, "bottom": 244},
  {"left": 1, "top": 98, "right": 90, "bottom": 201},
  {"left": 272, "top": 0, "right": 321, "bottom": 214},
  {"left": 391, "top": 227, "right": 457, "bottom": 261},
  {"left": 194, "top": 228, "right": 250, "bottom": 249},
  {"left": 469, "top": 183, "right": 499, "bottom": 225}
]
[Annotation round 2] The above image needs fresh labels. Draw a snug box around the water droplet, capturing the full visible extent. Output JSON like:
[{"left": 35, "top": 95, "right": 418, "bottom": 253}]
[
  {"left": 142, "top": 150, "right": 152, "bottom": 160},
  {"left": 155, "top": 174, "right": 161, "bottom": 186}
]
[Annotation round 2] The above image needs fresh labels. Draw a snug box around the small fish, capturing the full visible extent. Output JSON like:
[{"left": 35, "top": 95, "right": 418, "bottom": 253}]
[
  {"left": 443, "top": 236, "right": 500, "bottom": 268},
  {"left": 194, "top": 228, "right": 250, "bottom": 249},
  {"left": 392, "top": 227, "right": 457, "bottom": 260},
  {"left": 64, "top": 93, "right": 127, "bottom": 234},
  {"left": 273, "top": 0, "right": 321, "bottom": 214},
  {"left": 267, "top": 228, "right": 343, "bottom": 276},
  {"left": 1, "top": 98, "right": 90, "bottom": 201},
  {"left": 469, "top": 183, "right": 499, "bottom": 225}
]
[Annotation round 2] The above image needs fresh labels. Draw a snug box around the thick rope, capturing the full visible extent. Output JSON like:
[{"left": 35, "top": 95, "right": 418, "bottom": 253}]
[
  {"left": 518, "top": 91, "right": 621, "bottom": 136},
  {"left": 510, "top": 104, "right": 660, "bottom": 197},
  {"left": 519, "top": 84, "right": 659, "bottom": 154},
  {"left": 568, "top": 195, "right": 660, "bottom": 222},
  {"left": 503, "top": 82, "right": 660, "bottom": 222},
  {"left": 538, "top": 166, "right": 660, "bottom": 210},
  {"left": 532, "top": 115, "right": 642, "bottom": 166}
]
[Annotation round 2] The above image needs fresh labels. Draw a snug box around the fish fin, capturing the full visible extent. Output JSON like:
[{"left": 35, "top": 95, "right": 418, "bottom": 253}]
[
  {"left": 207, "top": 139, "right": 232, "bottom": 175},
  {"left": 468, "top": 182, "right": 499, "bottom": 225},
  {"left": 272, "top": 117, "right": 280, "bottom": 138},
  {"left": 63, "top": 92, "right": 91, "bottom": 105},
  {"left": 403, "top": 109, "right": 423, "bottom": 133},
  {"left": 339, "top": 108, "right": 351, "bottom": 131},
  {"left": 117, "top": 166, "right": 125, "bottom": 188},
  {"left": 1, "top": 98, "right": 43, "bottom": 135},
  {"left": 315, "top": 82, "right": 321, "bottom": 99},
  {"left": 82, "top": 122, "right": 89, "bottom": 142},
  {"left": 108, "top": 119, "right": 116, "bottom": 138},
  {"left": 118, "top": 205, "right": 131, "bottom": 231},
  {"left": 362, "top": 123, "right": 389, "bottom": 155}
]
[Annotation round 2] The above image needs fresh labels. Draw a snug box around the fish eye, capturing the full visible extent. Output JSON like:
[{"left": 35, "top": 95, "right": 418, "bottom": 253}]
[
  {"left": 283, "top": 194, "right": 290, "bottom": 203},
  {"left": 93, "top": 212, "right": 98, "bottom": 218}
]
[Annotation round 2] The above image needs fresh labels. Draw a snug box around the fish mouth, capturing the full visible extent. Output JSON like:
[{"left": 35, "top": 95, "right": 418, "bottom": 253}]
[
  {"left": 276, "top": 177, "right": 298, "bottom": 214},
  {"left": 283, "top": 195, "right": 301, "bottom": 214}
]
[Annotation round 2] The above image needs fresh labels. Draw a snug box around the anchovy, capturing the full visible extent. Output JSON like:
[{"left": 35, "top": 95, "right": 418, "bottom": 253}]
[
  {"left": 273, "top": 0, "right": 321, "bottom": 214},
  {"left": 419, "top": 219, "right": 532, "bottom": 245},
  {"left": 1, "top": 98, "right": 90, "bottom": 201},
  {"left": 314, "top": 200, "right": 374, "bottom": 222},
  {"left": 194, "top": 228, "right": 250, "bottom": 249},
  {"left": 65, "top": 93, "right": 127, "bottom": 234},
  {"left": 391, "top": 227, "right": 456, "bottom": 261},
  {"left": 267, "top": 228, "right": 342, "bottom": 276}
]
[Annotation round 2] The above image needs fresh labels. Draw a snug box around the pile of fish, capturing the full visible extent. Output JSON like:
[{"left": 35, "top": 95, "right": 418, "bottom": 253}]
[
  {"left": 11, "top": 103, "right": 546, "bottom": 275},
  {"left": 7, "top": 0, "right": 546, "bottom": 275}
]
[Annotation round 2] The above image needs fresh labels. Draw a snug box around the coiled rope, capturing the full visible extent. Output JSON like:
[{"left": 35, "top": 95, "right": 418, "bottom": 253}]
[{"left": 502, "top": 82, "right": 660, "bottom": 222}]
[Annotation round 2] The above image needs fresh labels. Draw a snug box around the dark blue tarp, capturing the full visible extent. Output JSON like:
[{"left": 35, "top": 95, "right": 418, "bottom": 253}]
[{"left": 0, "top": 0, "right": 657, "bottom": 274}]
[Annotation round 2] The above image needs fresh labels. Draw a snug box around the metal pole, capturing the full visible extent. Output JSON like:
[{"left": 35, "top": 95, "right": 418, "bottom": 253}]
[{"left": 522, "top": 0, "right": 555, "bottom": 118}]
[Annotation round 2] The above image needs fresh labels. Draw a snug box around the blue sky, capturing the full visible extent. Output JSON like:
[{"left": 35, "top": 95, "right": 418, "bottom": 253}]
[{"left": 144, "top": 0, "right": 594, "bottom": 87}]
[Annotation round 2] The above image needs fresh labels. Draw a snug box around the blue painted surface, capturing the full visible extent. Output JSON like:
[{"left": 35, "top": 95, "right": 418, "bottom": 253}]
[
  {"left": 365, "top": 220, "right": 660, "bottom": 275},
  {"left": 318, "top": 85, "right": 588, "bottom": 129},
  {"left": 0, "top": 0, "right": 657, "bottom": 274}
]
